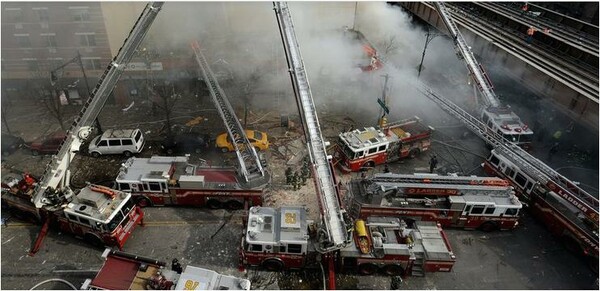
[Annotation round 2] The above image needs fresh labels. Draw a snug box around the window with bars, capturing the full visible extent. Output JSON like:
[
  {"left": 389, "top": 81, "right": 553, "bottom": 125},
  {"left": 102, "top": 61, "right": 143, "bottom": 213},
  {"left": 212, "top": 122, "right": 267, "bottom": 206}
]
[
  {"left": 79, "top": 34, "right": 96, "bottom": 47},
  {"left": 6, "top": 8, "right": 24, "bottom": 22},
  {"left": 38, "top": 9, "right": 49, "bottom": 22},
  {"left": 16, "top": 35, "right": 31, "bottom": 48},
  {"left": 44, "top": 35, "right": 57, "bottom": 48},
  {"left": 72, "top": 9, "right": 90, "bottom": 21}
]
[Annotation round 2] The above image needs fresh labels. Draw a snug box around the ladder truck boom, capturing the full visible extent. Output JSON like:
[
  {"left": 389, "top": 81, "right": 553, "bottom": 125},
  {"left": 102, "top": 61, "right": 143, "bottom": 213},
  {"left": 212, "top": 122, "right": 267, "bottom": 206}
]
[
  {"left": 32, "top": 2, "right": 163, "bottom": 208},
  {"left": 273, "top": 1, "right": 350, "bottom": 252},
  {"left": 415, "top": 82, "right": 599, "bottom": 225},
  {"left": 190, "top": 41, "right": 266, "bottom": 185},
  {"left": 433, "top": 2, "right": 499, "bottom": 108}
]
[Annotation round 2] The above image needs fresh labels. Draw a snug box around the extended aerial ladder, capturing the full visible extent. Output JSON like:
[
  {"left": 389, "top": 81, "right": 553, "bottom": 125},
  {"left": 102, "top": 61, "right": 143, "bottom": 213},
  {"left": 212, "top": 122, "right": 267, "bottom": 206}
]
[
  {"left": 16, "top": 2, "right": 163, "bottom": 254},
  {"left": 32, "top": 2, "right": 163, "bottom": 208},
  {"left": 273, "top": 1, "right": 351, "bottom": 257},
  {"left": 415, "top": 83, "right": 599, "bottom": 224},
  {"left": 433, "top": 2, "right": 499, "bottom": 108},
  {"left": 190, "top": 42, "right": 268, "bottom": 187}
]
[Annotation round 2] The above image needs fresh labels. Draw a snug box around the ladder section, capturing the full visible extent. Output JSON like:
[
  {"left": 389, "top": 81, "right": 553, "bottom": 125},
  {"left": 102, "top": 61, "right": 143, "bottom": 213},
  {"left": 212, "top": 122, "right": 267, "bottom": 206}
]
[
  {"left": 32, "top": 2, "right": 164, "bottom": 208},
  {"left": 433, "top": 2, "right": 499, "bottom": 108},
  {"left": 417, "top": 82, "right": 599, "bottom": 224},
  {"left": 274, "top": 2, "right": 349, "bottom": 252},
  {"left": 190, "top": 41, "right": 265, "bottom": 183},
  {"left": 381, "top": 116, "right": 420, "bottom": 129},
  {"left": 370, "top": 173, "right": 509, "bottom": 187}
]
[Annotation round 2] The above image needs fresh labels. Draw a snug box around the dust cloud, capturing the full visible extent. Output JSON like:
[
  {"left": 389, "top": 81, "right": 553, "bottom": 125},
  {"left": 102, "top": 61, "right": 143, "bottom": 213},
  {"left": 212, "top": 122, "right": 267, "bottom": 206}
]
[{"left": 140, "top": 2, "right": 474, "bottom": 127}]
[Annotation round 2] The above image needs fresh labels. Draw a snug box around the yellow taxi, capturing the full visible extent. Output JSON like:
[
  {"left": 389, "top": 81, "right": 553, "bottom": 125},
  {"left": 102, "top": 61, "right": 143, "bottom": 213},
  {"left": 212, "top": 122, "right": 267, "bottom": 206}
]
[{"left": 215, "top": 130, "right": 269, "bottom": 153}]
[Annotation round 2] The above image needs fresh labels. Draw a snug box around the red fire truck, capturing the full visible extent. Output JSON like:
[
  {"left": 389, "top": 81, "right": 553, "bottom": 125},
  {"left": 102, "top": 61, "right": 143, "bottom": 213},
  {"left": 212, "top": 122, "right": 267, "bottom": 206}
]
[
  {"left": 345, "top": 173, "right": 522, "bottom": 232},
  {"left": 1, "top": 174, "right": 143, "bottom": 251},
  {"left": 0, "top": 2, "right": 161, "bottom": 254},
  {"left": 483, "top": 148, "right": 599, "bottom": 268},
  {"left": 115, "top": 156, "right": 265, "bottom": 209},
  {"left": 334, "top": 117, "right": 434, "bottom": 172},
  {"left": 83, "top": 248, "right": 251, "bottom": 290},
  {"left": 240, "top": 206, "right": 455, "bottom": 277}
]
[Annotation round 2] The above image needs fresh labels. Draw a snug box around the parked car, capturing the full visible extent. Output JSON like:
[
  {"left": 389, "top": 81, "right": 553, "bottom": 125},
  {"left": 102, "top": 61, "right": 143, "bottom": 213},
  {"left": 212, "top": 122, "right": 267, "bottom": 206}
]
[
  {"left": 1, "top": 134, "right": 25, "bottom": 156},
  {"left": 215, "top": 130, "right": 269, "bottom": 153},
  {"left": 25, "top": 131, "right": 67, "bottom": 156},
  {"left": 88, "top": 129, "right": 145, "bottom": 157},
  {"left": 161, "top": 133, "right": 210, "bottom": 155}
]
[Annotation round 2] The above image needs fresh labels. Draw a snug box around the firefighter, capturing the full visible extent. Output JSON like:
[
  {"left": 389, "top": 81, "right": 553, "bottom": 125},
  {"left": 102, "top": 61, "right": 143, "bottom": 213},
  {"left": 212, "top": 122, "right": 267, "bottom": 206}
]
[
  {"left": 285, "top": 167, "right": 293, "bottom": 185},
  {"left": 383, "top": 164, "right": 390, "bottom": 173},
  {"left": 292, "top": 171, "right": 300, "bottom": 190},
  {"left": 548, "top": 142, "right": 559, "bottom": 161},
  {"left": 520, "top": 2, "right": 529, "bottom": 15},
  {"left": 429, "top": 155, "right": 438, "bottom": 173},
  {"left": 171, "top": 259, "right": 183, "bottom": 274},
  {"left": 300, "top": 160, "right": 310, "bottom": 186},
  {"left": 526, "top": 27, "right": 536, "bottom": 44}
]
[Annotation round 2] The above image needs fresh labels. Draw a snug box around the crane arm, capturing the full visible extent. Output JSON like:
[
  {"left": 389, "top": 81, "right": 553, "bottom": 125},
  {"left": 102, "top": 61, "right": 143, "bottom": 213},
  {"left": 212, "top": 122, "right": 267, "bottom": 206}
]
[
  {"left": 32, "top": 2, "right": 163, "bottom": 208},
  {"left": 273, "top": 2, "right": 350, "bottom": 252}
]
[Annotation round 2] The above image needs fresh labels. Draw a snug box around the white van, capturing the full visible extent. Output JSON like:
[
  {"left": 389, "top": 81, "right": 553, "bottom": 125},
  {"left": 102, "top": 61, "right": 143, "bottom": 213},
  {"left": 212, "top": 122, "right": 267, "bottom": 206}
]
[{"left": 88, "top": 129, "right": 145, "bottom": 157}]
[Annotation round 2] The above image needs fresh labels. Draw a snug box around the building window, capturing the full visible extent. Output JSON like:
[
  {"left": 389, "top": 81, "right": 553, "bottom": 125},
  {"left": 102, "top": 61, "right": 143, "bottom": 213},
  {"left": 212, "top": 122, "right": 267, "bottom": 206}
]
[
  {"left": 79, "top": 34, "right": 96, "bottom": 47},
  {"left": 83, "top": 58, "right": 102, "bottom": 70},
  {"left": 71, "top": 8, "right": 90, "bottom": 22},
  {"left": 25, "top": 59, "right": 39, "bottom": 71},
  {"left": 35, "top": 8, "right": 49, "bottom": 22},
  {"left": 42, "top": 34, "right": 57, "bottom": 48},
  {"left": 15, "top": 35, "right": 31, "bottom": 48},
  {"left": 5, "top": 8, "right": 24, "bottom": 22}
]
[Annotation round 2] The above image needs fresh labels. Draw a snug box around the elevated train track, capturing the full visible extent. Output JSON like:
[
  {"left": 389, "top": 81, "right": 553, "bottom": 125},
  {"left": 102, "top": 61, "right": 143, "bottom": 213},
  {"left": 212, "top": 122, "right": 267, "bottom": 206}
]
[{"left": 436, "top": 2, "right": 599, "bottom": 103}]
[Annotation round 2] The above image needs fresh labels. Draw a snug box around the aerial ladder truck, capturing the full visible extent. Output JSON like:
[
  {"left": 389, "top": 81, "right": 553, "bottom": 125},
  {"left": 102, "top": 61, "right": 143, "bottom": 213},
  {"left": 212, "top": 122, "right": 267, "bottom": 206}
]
[
  {"left": 415, "top": 73, "right": 598, "bottom": 268},
  {"left": 433, "top": 2, "right": 534, "bottom": 149},
  {"left": 190, "top": 41, "right": 270, "bottom": 188},
  {"left": 239, "top": 3, "right": 457, "bottom": 288},
  {"left": 357, "top": 5, "right": 597, "bottom": 268},
  {"left": 0, "top": 2, "right": 163, "bottom": 254}
]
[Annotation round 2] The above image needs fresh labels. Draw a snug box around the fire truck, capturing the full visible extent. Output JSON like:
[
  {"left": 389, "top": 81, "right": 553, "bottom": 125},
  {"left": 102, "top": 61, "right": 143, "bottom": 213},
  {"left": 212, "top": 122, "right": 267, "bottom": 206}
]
[
  {"left": 345, "top": 173, "right": 522, "bottom": 232},
  {"left": 239, "top": 4, "right": 456, "bottom": 288},
  {"left": 433, "top": 2, "right": 534, "bottom": 149},
  {"left": 334, "top": 116, "right": 434, "bottom": 172},
  {"left": 240, "top": 206, "right": 455, "bottom": 277},
  {"left": 82, "top": 248, "right": 251, "bottom": 290},
  {"left": 115, "top": 156, "right": 264, "bottom": 209},
  {"left": 412, "top": 46, "right": 598, "bottom": 269},
  {"left": 0, "top": 2, "right": 162, "bottom": 254}
]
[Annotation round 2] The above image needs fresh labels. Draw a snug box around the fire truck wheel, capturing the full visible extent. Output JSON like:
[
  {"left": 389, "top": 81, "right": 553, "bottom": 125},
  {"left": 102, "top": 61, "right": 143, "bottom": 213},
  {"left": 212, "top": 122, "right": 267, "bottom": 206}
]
[
  {"left": 408, "top": 149, "right": 420, "bottom": 159},
  {"left": 207, "top": 199, "right": 222, "bottom": 209},
  {"left": 585, "top": 256, "right": 599, "bottom": 273},
  {"left": 262, "top": 259, "right": 284, "bottom": 271},
  {"left": 362, "top": 161, "right": 374, "bottom": 169},
  {"left": 357, "top": 263, "right": 378, "bottom": 275},
  {"left": 382, "top": 264, "right": 404, "bottom": 276},
  {"left": 226, "top": 200, "right": 244, "bottom": 210},
  {"left": 479, "top": 222, "right": 497, "bottom": 232},
  {"left": 84, "top": 234, "right": 105, "bottom": 249},
  {"left": 135, "top": 197, "right": 152, "bottom": 208}
]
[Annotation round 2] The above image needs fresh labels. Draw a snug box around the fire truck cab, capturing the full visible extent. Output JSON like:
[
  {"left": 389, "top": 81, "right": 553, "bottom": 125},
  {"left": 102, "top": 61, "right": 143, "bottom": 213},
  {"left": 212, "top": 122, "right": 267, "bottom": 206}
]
[
  {"left": 335, "top": 117, "right": 433, "bottom": 172},
  {"left": 481, "top": 107, "right": 533, "bottom": 149}
]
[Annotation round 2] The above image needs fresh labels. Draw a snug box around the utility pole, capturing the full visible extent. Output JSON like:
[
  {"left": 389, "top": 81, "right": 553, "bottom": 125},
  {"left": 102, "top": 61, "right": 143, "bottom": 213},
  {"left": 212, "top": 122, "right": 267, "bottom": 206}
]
[
  {"left": 352, "top": 2, "right": 358, "bottom": 30},
  {"left": 378, "top": 74, "right": 390, "bottom": 128},
  {"left": 417, "top": 27, "right": 441, "bottom": 78}
]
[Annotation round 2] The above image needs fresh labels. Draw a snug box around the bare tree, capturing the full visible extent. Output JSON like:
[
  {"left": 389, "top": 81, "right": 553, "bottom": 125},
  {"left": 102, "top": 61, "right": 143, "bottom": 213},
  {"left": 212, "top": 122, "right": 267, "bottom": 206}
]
[
  {"left": 1, "top": 87, "right": 14, "bottom": 135},
  {"left": 378, "top": 35, "right": 399, "bottom": 56},
  {"left": 29, "top": 68, "right": 69, "bottom": 131},
  {"left": 152, "top": 81, "right": 181, "bottom": 138}
]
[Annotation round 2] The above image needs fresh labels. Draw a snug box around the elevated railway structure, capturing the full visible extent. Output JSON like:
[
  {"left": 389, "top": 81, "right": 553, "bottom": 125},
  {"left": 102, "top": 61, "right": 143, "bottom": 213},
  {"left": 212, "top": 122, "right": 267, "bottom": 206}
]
[{"left": 399, "top": 2, "right": 599, "bottom": 131}]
